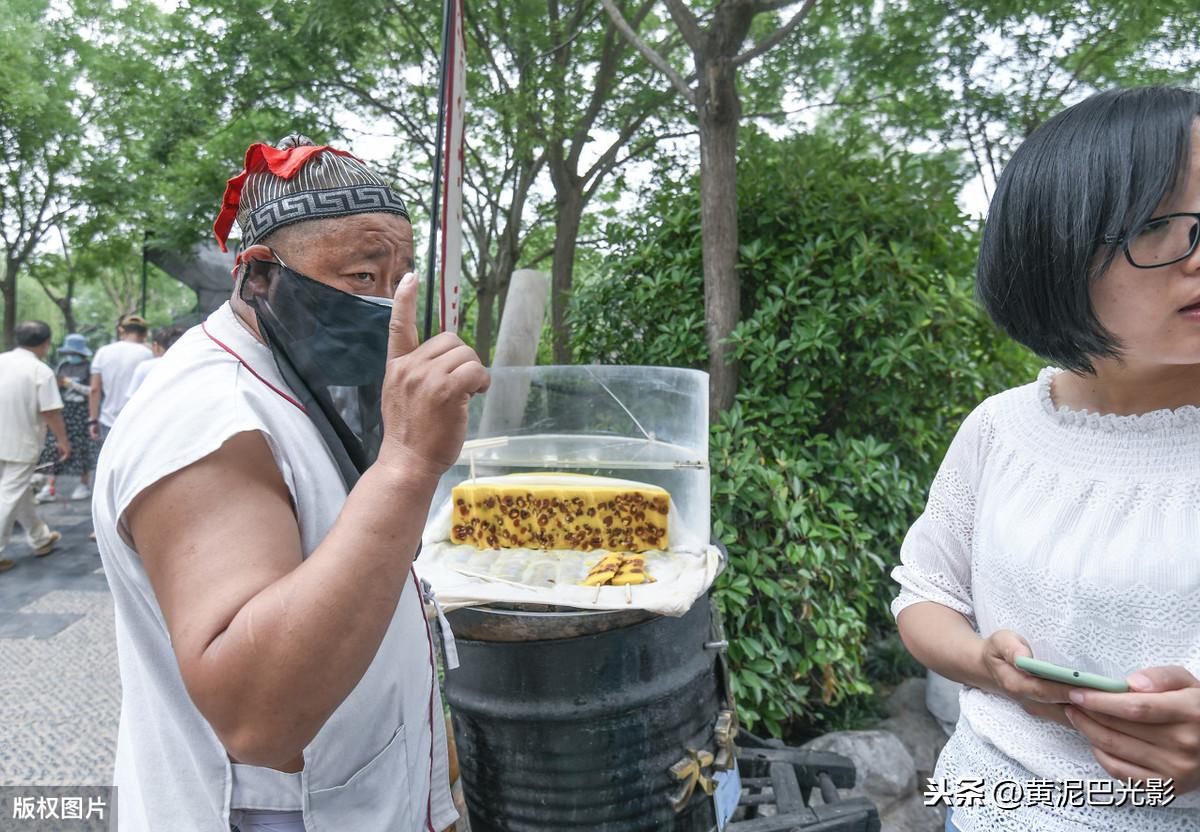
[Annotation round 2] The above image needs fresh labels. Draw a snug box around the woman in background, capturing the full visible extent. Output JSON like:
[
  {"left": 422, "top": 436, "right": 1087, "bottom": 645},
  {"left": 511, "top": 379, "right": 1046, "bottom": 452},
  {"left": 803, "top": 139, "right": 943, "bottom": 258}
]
[{"left": 35, "top": 333, "right": 95, "bottom": 502}]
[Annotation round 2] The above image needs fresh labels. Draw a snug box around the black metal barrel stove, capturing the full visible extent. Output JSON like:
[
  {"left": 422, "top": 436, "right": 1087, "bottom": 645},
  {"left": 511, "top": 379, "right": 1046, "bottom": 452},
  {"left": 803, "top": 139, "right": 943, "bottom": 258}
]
[
  {"left": 442, "top": 593, "right": 880, "bottom": 832},
  {"left": 444, "top": 594, "right": 737, "bottom": 830}
]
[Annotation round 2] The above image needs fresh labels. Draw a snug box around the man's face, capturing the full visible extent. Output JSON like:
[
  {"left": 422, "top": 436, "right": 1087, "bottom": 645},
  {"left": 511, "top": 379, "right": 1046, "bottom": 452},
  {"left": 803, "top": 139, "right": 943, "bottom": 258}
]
[{"left": 252, "top": 213, "right": 416, "bottom": 300}]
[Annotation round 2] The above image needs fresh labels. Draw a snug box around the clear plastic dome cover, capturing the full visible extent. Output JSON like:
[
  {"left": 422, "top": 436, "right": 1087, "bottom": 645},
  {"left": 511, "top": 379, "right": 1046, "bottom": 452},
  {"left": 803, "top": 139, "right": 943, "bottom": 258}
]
[{"left": 432, "top": 365, "right": 710, "bottom": 539}]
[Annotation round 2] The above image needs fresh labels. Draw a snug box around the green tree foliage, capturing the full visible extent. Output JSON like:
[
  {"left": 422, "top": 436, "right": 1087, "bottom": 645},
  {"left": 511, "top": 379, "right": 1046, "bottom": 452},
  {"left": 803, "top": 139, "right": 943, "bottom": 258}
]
[
  {"left": 817, "top": 1, "right": 1200, "bottom": 196},
  {"left": 0, "top": 0, "right": 91, "bottom": 344},
  {"left": 570, "top": 129, "right": 1038, "bottom": 735}
]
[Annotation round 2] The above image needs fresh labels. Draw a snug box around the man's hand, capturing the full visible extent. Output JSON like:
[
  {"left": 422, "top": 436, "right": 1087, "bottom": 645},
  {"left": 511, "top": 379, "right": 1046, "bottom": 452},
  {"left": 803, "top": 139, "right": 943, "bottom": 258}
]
[
  {"left": 377, "top": 271, "right": 490, "bottom": 478},
  {"left": 41, "top": 410, "right": 72, "bottom": 466},
  {"left": 1065, "top": 666, "right": 1200, "bottom": 794},
  {"left": 982, "top": 630, "right": 1079, "bottom": 728}
]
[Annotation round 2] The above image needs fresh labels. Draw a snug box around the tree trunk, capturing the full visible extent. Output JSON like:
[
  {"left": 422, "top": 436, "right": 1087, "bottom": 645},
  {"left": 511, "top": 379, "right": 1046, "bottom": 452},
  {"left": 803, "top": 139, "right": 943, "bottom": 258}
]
[
  {"left": 60, "top": 297, "right": 76, "bottom": 334},
  {"left": 2, "top": 260, "right": 17, "bottom": 349},
  {"left": 551, "top": 184, "right": 585, "bottom": 364},
  {"left": 475, "top": 253, "right": 519, "bottom": 365},
  {"left": 474, "top": 278, "right": 497, "bottom": 364},
  {"left": 487, "top": 208, "right": 525, "bottom": 364},
  {"left": 492, "top": 251, "right": 519, "bottom": 351},
  {"left": 61, "top": 271, "right": 76, "bottom": 333},
  {"left": 696, "top": 56, "right": 741, "bottom": 419}
]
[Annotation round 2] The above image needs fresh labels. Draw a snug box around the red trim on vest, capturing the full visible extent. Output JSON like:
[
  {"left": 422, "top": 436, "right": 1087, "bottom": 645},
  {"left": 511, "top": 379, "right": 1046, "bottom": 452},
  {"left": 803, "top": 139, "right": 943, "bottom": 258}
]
[
  {"left": 413, "top": 565, "right": 439, "bottom": 832},
  {"left": 201, "top": 321, "right": 306, "bottom": 413}
]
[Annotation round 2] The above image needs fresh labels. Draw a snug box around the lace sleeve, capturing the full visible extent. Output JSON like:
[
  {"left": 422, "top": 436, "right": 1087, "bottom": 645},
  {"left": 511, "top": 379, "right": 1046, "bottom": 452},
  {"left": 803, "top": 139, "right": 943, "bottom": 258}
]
[{"left": 891, "top": 405, "right": 990, "bottom": 629}]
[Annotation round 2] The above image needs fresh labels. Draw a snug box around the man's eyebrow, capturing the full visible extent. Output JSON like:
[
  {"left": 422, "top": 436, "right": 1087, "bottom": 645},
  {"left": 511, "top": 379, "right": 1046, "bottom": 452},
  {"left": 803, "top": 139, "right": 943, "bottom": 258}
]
[{"left": 356, "top": 246, "right": 391, "bottom": 261}]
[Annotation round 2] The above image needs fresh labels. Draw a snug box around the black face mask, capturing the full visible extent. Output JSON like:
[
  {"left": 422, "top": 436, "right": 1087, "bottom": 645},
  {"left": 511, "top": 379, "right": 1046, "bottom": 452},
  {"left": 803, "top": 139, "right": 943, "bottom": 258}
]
[{"left": 239, "top": 257, "right": 392, "bottom": 487}]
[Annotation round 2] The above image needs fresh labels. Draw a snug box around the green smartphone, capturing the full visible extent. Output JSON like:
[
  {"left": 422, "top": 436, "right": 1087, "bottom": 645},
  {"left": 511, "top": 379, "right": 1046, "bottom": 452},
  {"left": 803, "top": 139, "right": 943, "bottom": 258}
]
[{"left": 1014, "top": 656, "right": 1130, "bottom": 693}]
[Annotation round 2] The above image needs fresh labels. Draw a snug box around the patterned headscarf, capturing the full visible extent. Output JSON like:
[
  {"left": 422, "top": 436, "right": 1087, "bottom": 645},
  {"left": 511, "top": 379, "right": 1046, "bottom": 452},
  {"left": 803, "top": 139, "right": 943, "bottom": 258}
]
[{"left": 213, "top": 133, "right": 410, "bottom": 252}]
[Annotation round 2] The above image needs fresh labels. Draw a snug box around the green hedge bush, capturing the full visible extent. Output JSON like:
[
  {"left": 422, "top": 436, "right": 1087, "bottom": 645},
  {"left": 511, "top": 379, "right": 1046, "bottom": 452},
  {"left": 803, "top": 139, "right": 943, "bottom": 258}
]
[{"left": 570, "top": 129, "right": 1036, "bottom": 736}]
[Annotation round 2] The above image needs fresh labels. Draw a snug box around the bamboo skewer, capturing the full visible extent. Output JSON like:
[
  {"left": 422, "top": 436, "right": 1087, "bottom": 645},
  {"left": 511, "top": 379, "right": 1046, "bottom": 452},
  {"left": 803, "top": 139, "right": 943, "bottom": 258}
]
[{"left": 449, "top": 566, "right": 532, "bottom": 590}]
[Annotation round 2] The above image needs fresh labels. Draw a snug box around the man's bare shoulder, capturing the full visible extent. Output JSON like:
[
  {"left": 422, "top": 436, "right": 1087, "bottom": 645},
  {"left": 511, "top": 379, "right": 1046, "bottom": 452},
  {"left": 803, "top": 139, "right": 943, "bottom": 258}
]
[
  {"left": 126, "top": 430, "right": 293, "bottom": 543},
  {"left": 110, "top": 330, "right": 263, "bottom": 435}
]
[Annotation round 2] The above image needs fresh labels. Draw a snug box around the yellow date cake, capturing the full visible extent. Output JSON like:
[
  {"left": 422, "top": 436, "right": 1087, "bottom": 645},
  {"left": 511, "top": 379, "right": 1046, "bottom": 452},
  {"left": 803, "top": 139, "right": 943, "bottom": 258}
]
[{"left": 450, "top": 474, "right": 669, "bottom": 552}]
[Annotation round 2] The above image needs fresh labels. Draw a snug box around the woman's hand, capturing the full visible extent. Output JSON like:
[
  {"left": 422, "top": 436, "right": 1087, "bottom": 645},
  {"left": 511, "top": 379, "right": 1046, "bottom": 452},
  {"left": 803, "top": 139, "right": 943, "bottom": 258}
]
[
  {"left": 981, "top": 630, "right": 1079, "bottom": 728},
  {"left": 1065, "top": 666, "right": 1200, "bottom": 794}
]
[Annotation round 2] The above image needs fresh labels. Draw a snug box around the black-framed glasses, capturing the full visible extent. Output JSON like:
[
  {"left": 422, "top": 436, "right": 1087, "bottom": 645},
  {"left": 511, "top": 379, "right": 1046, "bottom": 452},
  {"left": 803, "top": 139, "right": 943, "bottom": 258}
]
[{"left": 1104, "top": 212, "right": 1200, "bottom": 269}]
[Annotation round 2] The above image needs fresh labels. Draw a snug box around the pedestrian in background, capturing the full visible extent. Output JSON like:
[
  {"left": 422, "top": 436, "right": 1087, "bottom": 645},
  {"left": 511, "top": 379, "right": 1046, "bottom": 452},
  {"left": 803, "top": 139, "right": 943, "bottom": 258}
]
[
  {"left": 128, "top": 324, "right": 185, "bottom": 396},
  {"left": 0, "top": 321, "right": 70, "bottom": 573},
  {"left": 35, "top": 333, "right": 96, "bottom": 503},
  {"left": 88, "top": 314, "right": 153, "bottom": 447}
]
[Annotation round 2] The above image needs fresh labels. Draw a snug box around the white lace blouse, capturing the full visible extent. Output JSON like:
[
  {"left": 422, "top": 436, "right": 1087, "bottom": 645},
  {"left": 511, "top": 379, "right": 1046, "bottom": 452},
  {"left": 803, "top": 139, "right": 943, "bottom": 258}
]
[{"left": 891, "top": 368, "right": 1200, "bottom": 831}]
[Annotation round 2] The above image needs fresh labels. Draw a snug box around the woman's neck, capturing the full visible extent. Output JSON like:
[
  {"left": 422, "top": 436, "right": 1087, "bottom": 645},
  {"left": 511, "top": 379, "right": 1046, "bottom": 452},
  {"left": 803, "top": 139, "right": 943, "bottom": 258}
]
[{"left": 1053, "top": 361, "right": 1200, "bottom": 415}]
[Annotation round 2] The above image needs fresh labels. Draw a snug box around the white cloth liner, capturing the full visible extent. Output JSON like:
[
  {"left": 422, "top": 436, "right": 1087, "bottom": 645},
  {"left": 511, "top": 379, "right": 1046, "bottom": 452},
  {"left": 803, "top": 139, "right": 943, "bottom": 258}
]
[{"left": 419, "top": 473, "right": 719, "bottom": 616}]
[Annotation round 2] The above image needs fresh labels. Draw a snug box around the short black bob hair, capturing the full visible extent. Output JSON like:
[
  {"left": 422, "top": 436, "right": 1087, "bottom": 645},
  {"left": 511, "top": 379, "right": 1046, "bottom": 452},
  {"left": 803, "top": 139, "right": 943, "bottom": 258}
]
[
  {"left": 977, "top": 85, "right": 1200, "bottom": 373},
  {"left": 15, "top": 320, "right": 51, "bottom": 349}
]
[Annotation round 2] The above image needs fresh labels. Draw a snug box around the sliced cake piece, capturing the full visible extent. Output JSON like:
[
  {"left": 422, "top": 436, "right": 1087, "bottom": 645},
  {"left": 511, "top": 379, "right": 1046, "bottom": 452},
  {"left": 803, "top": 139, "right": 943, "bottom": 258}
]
[
  {"left": 450, "top": 473, "right": 670, "bottom": 552},
  {"left": 610, "top": 554, "right": 656, "bottom": 585}
]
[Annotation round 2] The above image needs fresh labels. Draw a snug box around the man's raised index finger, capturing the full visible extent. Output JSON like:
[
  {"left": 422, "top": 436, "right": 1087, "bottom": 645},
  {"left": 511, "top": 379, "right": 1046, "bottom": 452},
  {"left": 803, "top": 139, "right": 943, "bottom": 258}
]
[{"left": 388, "top": 272, "right": 420, "bottom": 359}]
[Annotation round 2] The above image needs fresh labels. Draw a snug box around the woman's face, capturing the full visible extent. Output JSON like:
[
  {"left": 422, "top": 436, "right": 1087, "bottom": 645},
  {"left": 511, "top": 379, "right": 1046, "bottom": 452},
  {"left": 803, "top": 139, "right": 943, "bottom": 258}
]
[{"left": 1092, "top": 122, "right": 1200, "bottom": 368}]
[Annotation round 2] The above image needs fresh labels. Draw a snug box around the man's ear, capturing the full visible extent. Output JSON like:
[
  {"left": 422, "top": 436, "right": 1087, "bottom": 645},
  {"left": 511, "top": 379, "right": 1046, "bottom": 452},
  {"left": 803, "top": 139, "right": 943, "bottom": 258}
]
[
  {"left": 239, "top": 244, "right": 274, "bottom": 264},
  {"left": 234, "top": 245, "right": 275, "bottom": 292}
]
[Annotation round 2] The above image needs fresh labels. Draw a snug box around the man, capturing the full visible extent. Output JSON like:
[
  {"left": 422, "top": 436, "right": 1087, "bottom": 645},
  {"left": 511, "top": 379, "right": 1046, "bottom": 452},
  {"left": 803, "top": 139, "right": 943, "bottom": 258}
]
[
  {"left": 93, "top": 135, "right": 488, "bottom": 832},
  {"left": 0, "top": 321, "right": 71, "bottom": 571},
  {"left": 128, "top": 324, "right": 184, "bottom": 395},
  {"left": 88, "top": 314, "right": 153, "bottom": 444}
]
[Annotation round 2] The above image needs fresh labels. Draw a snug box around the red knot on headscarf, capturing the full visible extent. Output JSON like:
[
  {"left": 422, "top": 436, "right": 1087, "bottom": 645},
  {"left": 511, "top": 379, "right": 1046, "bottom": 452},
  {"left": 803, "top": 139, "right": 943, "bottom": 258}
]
[{"left": 212, "top": 134, "right": 409, "bottom": 253}]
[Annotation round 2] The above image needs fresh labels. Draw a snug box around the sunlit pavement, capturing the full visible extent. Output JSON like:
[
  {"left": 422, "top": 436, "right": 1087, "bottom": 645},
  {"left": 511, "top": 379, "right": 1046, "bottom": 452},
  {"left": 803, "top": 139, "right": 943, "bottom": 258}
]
[{"left": 0, "top": 476, "right": 119, "bottom": 787}]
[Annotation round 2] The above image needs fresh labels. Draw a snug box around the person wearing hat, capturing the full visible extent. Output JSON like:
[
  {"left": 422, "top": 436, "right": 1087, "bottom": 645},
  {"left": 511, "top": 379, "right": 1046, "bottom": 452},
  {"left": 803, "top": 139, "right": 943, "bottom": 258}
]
[
  {"left": 35, "top": 332, "right": 97, "bottom": 502},
  {"left": 88, "top": 313, "right": 153, "bottom": 446},
  {"left": 92, "top": 135, "right": 487, "bottom": 832}
]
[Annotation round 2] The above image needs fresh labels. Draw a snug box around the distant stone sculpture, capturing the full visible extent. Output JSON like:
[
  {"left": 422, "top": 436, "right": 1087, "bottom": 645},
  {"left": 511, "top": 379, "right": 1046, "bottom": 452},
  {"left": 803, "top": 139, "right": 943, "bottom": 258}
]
[{"left": 147, "top": 243, "right": 237, "bottom": 316}]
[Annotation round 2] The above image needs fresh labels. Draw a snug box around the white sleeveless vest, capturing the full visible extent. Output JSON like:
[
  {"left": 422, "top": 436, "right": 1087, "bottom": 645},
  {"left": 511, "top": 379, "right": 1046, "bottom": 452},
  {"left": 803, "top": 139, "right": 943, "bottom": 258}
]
[{"left": 93, "top": 302, "right": 456, "bottom": 831}]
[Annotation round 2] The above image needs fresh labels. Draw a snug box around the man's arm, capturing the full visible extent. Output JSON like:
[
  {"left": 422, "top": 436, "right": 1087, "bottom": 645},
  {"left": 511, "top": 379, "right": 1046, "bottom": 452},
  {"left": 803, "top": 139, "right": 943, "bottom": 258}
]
[
  {"left": 88, "top": 372, "right": 102, "bottom": 439},
  {"left": 125, "top": 272, "right": 489, "bottom": 771},
  {"left": 127, "top": 430, "right": 439, "bottom": 770},
  {"left": 39, "top": 409, "right": 71, "bottom": 462}
]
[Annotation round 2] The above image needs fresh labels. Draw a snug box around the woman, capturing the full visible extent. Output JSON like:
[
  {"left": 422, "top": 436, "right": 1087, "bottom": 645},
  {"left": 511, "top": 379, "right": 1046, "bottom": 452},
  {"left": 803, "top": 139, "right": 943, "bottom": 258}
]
[
  {"left": 35, "top": 333, "right": 95, "bottom": 501},
  {"left": 893, "top": 86, "right": 1200, "bottom": 831}
]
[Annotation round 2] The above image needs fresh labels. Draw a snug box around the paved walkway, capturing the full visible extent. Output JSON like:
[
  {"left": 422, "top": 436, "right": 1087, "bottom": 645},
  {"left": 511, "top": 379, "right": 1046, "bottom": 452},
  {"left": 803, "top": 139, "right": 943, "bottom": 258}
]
[{"left": 0, "top": 476, "right": 119, "bottom": 787}]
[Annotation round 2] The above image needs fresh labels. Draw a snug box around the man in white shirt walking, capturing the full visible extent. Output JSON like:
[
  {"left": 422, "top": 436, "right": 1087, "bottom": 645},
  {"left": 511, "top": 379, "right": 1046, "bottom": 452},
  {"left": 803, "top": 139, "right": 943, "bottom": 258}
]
[
  {"left": 0, "top": 321, "right": 71, "bottom": 573},
  {"left": 89, "top": 313, "right": 153, "bottom": 444}
]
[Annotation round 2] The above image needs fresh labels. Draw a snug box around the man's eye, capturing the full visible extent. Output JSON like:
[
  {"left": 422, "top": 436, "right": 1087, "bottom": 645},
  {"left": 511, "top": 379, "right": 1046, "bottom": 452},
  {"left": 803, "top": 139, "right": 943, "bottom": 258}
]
[{"left": 353, "top": 273, "right": 374, "bottom": 283}]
